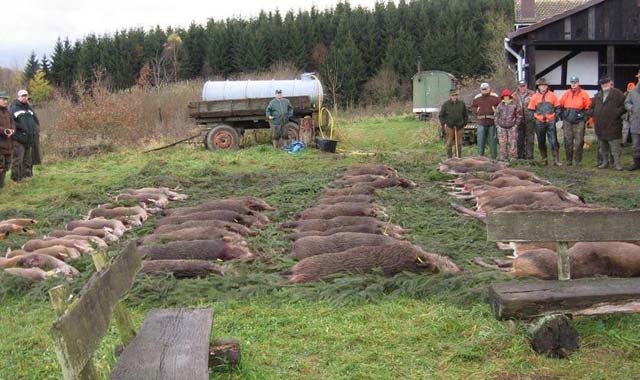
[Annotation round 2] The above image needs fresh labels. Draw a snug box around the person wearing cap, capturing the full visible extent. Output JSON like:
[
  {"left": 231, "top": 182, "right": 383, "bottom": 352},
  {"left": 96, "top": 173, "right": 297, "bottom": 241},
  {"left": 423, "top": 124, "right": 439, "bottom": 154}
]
[
  {"left": 9, "top": 89, "right": 39, "bottom": 181},
  {"left": 494, "top": 89, "right": 522, "bottom": 161},
  {"left": 624, "top": 67, "right": 640, "bottom": 170},
  {"left": 471, "top": 82, "right": 500, "bottom": 159},
  {"left": 0, "top": 91, "right": 15, "bottom": 188},
  {"left": 439, "top": 89, "right": 469, "bottom": 158},
  {"left": 528, "top": 78, "right": 562, "bottom": 166},
  {"left": 266, "top": 89, "right": 293, "bottom": 149},
  {"left": 513, "top": 79, "right": 536, "bottom": 159},
  {"left": 591, "top": 77, "right": 626, "bottom": 170},
  {"left": 559, "top": 76, "right": 592, "bottom": 166},
  {"left": 622, "top": 82, "right": 636, "bottom": 147}
]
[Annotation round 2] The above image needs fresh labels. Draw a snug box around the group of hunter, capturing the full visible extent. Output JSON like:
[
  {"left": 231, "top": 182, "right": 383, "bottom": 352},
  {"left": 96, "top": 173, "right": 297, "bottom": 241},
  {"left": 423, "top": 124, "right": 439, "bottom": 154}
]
[
  {"left": 440, "top": 66, "right": 640, "bottom": 171},
  {"left": 0, "top": 89, "right": 41, "bottom": 188}
]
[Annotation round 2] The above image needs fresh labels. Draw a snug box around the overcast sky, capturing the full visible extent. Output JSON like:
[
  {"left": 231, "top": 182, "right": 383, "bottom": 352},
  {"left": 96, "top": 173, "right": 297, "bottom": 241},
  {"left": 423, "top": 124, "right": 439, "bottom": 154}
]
[{"left": 0, "top": 0, "right": 380, "bottom": 68}]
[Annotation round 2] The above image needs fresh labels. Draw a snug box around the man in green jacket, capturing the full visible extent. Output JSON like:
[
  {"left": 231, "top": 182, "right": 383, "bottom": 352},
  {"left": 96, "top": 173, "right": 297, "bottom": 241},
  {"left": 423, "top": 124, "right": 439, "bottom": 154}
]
[
  {"left": 439, "top": 89, "right": 469, "bottom": 158},
  {"left": 266, "top": 89, "right": 293, "bottom": 149}
]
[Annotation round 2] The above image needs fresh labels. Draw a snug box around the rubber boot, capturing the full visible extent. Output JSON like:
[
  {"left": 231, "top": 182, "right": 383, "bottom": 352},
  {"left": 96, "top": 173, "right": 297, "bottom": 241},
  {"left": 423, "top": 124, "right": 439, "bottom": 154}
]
[
  {"left": 613, "top": 154, "right": 623, "bottom": 171},
  {"left": 628, "top": 157, "right": 640, "bottom": 171},
  {"left": 272, "top": 140, "right": 278, "bottom": 148},
  {"left": 553, "top": 150, "right": 562, "bottom": 166}
]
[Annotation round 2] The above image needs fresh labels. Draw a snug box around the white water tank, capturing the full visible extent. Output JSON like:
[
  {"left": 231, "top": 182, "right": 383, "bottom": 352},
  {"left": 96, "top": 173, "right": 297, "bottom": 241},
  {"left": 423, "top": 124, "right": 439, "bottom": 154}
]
[{"left": 202, "top": 75, "right": 324, "bottom": 105}]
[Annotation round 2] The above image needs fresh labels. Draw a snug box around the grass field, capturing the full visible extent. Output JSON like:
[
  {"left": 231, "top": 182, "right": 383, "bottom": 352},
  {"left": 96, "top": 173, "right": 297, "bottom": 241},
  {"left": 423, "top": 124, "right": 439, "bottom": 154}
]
[{"left": 1, "top": 116, "right": 640, "bottom": 380}]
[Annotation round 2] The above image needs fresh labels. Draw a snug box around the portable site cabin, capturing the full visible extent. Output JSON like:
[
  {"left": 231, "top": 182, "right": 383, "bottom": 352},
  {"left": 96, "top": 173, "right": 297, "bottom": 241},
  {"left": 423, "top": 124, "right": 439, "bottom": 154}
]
[
  {"left": 412, "top": 71, "right": 456, "bottom": 119},
  {"left": 505, "top": 0, "right": 640, "bottom": 96}
]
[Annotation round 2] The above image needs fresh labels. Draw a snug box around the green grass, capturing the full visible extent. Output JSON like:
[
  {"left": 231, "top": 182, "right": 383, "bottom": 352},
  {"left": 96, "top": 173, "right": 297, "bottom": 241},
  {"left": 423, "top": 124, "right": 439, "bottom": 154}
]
[{"left": 1, "top": 117, "right": 640, "bottom": 379}]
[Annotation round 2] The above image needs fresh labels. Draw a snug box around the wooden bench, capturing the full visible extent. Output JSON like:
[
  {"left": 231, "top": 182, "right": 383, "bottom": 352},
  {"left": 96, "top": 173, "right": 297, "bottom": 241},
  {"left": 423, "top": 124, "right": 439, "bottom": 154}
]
[
  {"left": 49, "top": 243, "right": 240, "bottom": 380},
  {"left": 485, "top": 210, "right": 640, "bottom": 358}
]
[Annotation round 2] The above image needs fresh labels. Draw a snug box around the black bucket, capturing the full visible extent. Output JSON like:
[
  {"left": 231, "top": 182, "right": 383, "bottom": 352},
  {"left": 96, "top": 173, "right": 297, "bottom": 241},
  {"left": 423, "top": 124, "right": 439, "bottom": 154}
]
[{"left": 315, "top": 137, "right": 338, "bottom": 153}]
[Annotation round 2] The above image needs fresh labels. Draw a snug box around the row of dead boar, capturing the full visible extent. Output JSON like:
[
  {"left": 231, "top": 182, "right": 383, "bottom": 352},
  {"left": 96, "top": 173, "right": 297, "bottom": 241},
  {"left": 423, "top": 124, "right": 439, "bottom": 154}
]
[
  {"left": 280, "top": 164, "right": 463, "bottom": 283},
  {"left": 441, "top": 157, "right": 640, "bottom": 280},
  {"left": 0, "top": 187, "right": 188, "bottom": 281}
]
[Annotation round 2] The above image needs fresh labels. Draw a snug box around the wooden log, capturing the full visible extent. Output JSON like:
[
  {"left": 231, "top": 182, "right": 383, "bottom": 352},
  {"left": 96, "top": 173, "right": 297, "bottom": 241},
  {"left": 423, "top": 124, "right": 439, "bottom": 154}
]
[
  {"left": 209, "top": 339, "right": 241, "bottom": 370},
  {"left": 530, "top": 315, "right": 580, "bottom": 359},
  {"left": 141, "top": 260, "right": 224, "bottom": 278},
  {"left": 489, "top": 278, "right": 640, "bottom": 320},
  {"left": 111, "top": 308, "right": 213, "bottom": 380},
  {"left": 486, "top": 210, "right": 640, "bottom": 242}
]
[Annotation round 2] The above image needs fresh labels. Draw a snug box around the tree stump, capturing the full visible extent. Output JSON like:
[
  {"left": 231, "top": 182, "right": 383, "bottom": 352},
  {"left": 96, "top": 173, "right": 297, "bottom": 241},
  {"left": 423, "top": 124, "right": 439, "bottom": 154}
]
[
  {"left": 209, "top": 339, "right": 241, "bottom": 370},
  {"left": 530, "top": 315, "right": 580, "bottom": 358}
]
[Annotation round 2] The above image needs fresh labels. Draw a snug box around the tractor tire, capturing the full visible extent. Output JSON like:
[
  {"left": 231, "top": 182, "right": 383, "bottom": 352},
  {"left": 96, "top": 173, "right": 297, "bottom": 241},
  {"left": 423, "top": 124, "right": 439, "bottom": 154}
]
[
  {"left": 205, "top": 125, "right": 241, "bottom": 150},
  {"left": 286, "top": 122, "right": 300, "bottom": 141}
]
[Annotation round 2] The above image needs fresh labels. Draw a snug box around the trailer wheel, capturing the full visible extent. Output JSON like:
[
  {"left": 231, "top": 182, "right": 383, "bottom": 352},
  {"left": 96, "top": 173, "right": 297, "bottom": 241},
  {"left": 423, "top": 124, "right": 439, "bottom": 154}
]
[
  {"left": 286, "top": 122, "right": 300, "bottom": 141},
  {"left": 205, "top": 125, "right": 241, "bottom": 150}
]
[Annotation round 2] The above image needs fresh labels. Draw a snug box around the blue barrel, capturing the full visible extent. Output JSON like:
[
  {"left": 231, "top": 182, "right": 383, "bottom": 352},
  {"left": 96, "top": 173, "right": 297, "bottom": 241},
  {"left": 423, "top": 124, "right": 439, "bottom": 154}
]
[{"left": 202, "top": 75, "right": 324, "bottom": 106}]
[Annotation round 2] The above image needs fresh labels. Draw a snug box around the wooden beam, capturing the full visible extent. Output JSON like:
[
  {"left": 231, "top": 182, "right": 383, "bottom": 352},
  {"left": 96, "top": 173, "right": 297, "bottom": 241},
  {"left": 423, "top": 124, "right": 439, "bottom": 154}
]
[
  {"left": 607, "top": 45, "right": 615, "bottom": 82},
  {"left": 486, "top": 210, "right": 640, "bottom": 242},
  {"left": 50, "top": 243, "right": 142, "bottom": 380},
  {"left": 489, "top": 277, "right": 640, "bottom": 320}
]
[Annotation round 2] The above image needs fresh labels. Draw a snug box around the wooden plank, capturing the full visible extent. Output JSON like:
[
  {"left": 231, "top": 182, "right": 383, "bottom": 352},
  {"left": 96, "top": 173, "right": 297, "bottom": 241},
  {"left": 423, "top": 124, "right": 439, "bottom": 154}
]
[
  {"left": 556, "top": 242, "right": 570, "bottom": 281},
  {"left": 110, "top": 308, "right": 213, "bottom": 380},
  {"left": 489, "top": 277, "right": 640, "bottom": 320},
  {"left": 486, "top": 210, "right": 640, "bottom": 242},
  {"left": 50, "top": 243, "right": 142, "bottom": 380}
]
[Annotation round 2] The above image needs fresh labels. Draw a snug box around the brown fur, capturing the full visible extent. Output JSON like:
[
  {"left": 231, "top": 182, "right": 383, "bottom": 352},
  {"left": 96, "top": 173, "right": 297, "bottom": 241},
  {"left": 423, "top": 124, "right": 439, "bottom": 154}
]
[
  {"left": 3, "top": 267, "right": 50, "bottom": 281},
  {"left": 439, "top": 157, "right": 505, "bottom": 174},
  {"left": 283, "top": 216, "right": 387, "bottom": 232},
  {"left": 8, "top": 245, "right": 81, "bottom": 261},
  {"left": 224, "top": 196, "right": 275, "bottom": 211},
  {"left": 122, "top": 187, "right": 188, "bottom": 201},
  {"left": 0, "top": 223, "right": 31, "bottom": 239},
  {"left": 140, "top": 240, "right": 252, "bottom": 261},
  {"left": 285, "top": 242, "right": 462, "bottom": 283},
  {"left": 141, "top": 260, "right": 224, "bottom": 278},
  {"left": 46, "top": 235, "right": 109, "bottom": 248},
  {"left": 346, "top": 177, "right": 417, "bottom": 190},
  {"left": 290, "top": 232, "right": 401, "bottom": 260},
  {"left": 48, "top": 227, "right": 118, "bottom": 242},
  {"left": 285, "top": 223, "right": 406, "bottom": 241},
  {"left": 2, "top": 218, "right": 37, "bottom": 227},
  {"left": 153, "top": 219, "right": 255, "bottom": 236},
  {"left": 115, "top": 192, "right": 169, "bottom": 208},
  {"left": 321, "top": 185, "right": 377, "bottom": 197},
  {"left": 333, "top": 174, "right": 388, "bottom": 187},
  {"left": 316, "top": 194, "right": 375, "bottom": 205},
  {"left": 89, "top": 206, "right": 148, "bottom": 221},
  {"left": 141, "top": 227, "right": 245, "bottom": 245},
  {"left": 157, "top": 210, "right": 262, "bottom": 227},
  {"left": 66, "top": 218, "right": 127, "bottom": 237},
  {"left": 22, "top": 239, "right": 93, "bottom": 254},
  {"left": 163, "top": 203, "right": 270, "bottom": 224},
  {"left": 0, "top": 253, "right": 79, "bottom": 277},
  {"left": 297, "top": 203, "right": 387, "bottom": 220},
  {"left": 343, "top": 164, "right": 398, "bottom": 177}
]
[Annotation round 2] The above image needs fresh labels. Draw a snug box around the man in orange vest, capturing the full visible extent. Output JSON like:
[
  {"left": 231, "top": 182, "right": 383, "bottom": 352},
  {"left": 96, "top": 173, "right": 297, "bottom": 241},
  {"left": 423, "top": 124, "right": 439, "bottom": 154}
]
[
  {"left": 559, "top": 76, "right": 592, "bottom": 166},
  {"left": 528, "top": 78, "right": 562, "bottom": 166}
]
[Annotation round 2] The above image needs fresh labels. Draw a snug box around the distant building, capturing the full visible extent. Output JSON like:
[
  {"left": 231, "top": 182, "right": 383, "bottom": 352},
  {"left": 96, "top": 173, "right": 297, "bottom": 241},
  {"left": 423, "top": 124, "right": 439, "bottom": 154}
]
[{"left": 505, "top": 0, "right": 640, "bottom": 95}]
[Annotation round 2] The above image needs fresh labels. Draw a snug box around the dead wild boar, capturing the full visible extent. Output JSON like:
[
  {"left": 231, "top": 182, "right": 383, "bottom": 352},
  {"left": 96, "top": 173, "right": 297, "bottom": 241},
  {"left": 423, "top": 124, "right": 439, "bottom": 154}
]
[
  {"left": 282, "top": 216, "right": 388, "bottom": 232},
  {"left": 121, "top": 187, "right": 188, "bottom": 201},
  {"left": 153, "top": 219, "right": 255, "bottom": 236},
  {"left": 66, "top": 218, "right": 128, "bottom": 237},
  {"left": 0, "top": 223, "right": 32, "bottom": 239},
  {"left": 284, "top": 242, "right": 462, "bottom": 283},
  {"left": 343, "top": 164, "right": 398, "bottom": 177},
  {"left": 1, "top": 218, "right": 38, "bottom": 227},
  {"left": 321, "top": 185, "right": 378, "bottom": 197},
  {"left": 139, "top": 240, "right": 253, "bottom": 261},
  {"left": 157, "top": 210, "right": 263, "bottom": 228},
  {"left": 88, "top": 206, "right": 148, "bottom": 221},
  {"left": 289, "top": 232, "right": 401, "bottom": 260},
  {"left": 332, "top": 174, "right": 388, "bottom": 187},
  {"left": 141, "top": 259, "right": 224, "bottom": 278},
  {"left": 8, "top": 245, "right": 81, "bottom": 261},
  {"left": 316, "top": 194, "right": 375, "bottom": 205},
  {"left": 285, "top": 222, "right": 407, "bottom": 241},
  {"left": 163, "top": 204, "right": 270, "bottom": 224},
  {"left": 141, "top": 227, "right": 245, "bottom": 245},
  {"left": 0, "top": 253, "right": 79, "bottom": 278},
  {"left": 48, "top": 227, "right": 119, "bottom": 243},
  {"left": 22, "top": 238, "right": 93, "bottom": 254},
  {"left": 297, "top": 203, "right": 387, "bottom": 220}
]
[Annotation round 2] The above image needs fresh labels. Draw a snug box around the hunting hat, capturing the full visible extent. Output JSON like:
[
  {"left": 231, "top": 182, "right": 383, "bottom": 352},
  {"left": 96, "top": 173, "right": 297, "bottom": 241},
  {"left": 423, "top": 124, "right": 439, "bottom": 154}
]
[
  {"left": 599, "top": 76, "right": 612, "bottom": 85},
  {"left": 570, "top": 76, "right": 580, "bottom": 83},
  {"left": 0, "top": 91, "right": 8, "bottom": 99},
  {"left": 275, "top": 89, "right": 282, "bottom": 94},
  {"left": 518, "top": 79, "right": 527, "bottom": 86},
  {"left": 537, "top": 78, "right": 548, "bottom": 86},
  {"left": 17, "top": 89, "right": 28, "bottom": 97},
  {"left": 480, "top": 82, "right": 490, "bottom": 90},
  {"left": 449, "top": 89, "right": 459, "bottom": 96}
]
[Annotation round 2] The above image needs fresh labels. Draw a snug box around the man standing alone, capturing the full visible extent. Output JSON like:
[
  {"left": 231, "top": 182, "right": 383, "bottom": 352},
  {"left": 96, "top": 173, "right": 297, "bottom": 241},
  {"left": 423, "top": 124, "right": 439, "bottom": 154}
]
[
  {"left": 266, "top": 89, "right": 293, "bottom": 149},
  {"left": 591, "top": 77, "right": 626, "bottom": 170},
  {"left": 10, "top": 89, "right": 38, "bottom": 181},
  {"left": 528, "top": 78, "right": 561, "bottom": 166},
  {"left": 471, "top": 82, "right": 500, "bottom": 159},
  {"left": 625, "top": 67, "right": 640, "bottom": 171},
  {"left": 559, "top": 76, "right": 591, "bottom": 166},
  {"left": 0, "top": 91, "right": 15, "bottom": 189},
  {"left": 439, "top": 89, "right": 468, "bottom": 158}
]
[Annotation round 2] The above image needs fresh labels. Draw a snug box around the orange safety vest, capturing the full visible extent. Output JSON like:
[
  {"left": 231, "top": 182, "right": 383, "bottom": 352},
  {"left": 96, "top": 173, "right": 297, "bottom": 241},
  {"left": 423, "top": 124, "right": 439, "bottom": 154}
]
[{"left": 528, "top": 90, "right": 560, "bottom": 123}]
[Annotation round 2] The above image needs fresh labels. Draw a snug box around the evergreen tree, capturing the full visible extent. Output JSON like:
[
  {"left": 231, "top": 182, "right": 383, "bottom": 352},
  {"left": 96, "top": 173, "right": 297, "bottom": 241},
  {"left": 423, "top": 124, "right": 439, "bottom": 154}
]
[
  {"left": 40, "top": 54, "right": 51, "bottom": 80},
  {"left": 28, "top": 70, "right": 54, "bottom": 103},
  {"left": 23, "top": 52, "right": 40, "bottom": 82}
]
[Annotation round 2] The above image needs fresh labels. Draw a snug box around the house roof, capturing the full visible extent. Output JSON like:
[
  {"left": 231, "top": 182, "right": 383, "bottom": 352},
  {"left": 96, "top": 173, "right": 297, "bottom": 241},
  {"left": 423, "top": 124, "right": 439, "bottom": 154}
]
[
  {"left": 509, "top": 0, "right": 606, "bottom": 39},
  {"left": 515, "top": 0, "right": 594, "bottom": 23}
]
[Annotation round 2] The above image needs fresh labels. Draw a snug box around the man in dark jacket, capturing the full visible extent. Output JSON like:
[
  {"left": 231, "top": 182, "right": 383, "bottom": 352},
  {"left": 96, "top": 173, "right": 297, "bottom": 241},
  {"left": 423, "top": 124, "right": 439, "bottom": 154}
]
[
  {"left": 266, "top": 89, "right": 293, "bottom": 149},
  {"left": 513, "top": 80, "right": 536, "bottom": 159},
  {"left": 591, "top": 77, "right": 626, "bottom": 170},
  {"left": 471, "top": 82, "right": 500, "bottom": 159},
  {"left": 9, "top": 89, "right": 38, "bottom": 181},
  {"left": 439, "top": 89, "right": 468, "bottom": 158},
  {"left": 0, "top": 91, "right": 15, "bottom": 188}
]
